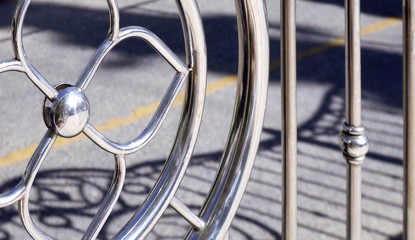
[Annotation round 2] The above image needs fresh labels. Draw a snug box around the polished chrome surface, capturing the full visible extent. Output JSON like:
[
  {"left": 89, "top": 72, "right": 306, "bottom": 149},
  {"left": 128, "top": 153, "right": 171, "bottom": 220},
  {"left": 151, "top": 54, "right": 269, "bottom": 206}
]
[
  {"left": 79, "top": 26, "right": 189, "bottom": 154},
  {"left": 48, "top": 86, "right": 90, "bottom": 138},
  {"left": 18, "top": 129, "right": 57, "bottom": 240},
  {"left": 186, "top": 0, "right": 269, "bottom": 239},
  {"left": 112, "top": 0, "right": 207, "bottom": 238},
  {"left": 0, "top": 0, "right": 269, "bottom": 238},
  {"left": 403, "top": 0, "right": 415, "bottom": 239},
  {"left": 340, "top": 0, "right": 368, "bottom": 239},
  {"left": 281, "top": 0, "right": 298, "bottom": 238},
  {"left": 83, "top": 71, "right": 187, "bottom": 155},
  {"left": 338, "top": 124, "right": 368, "bottom": 161},
  {"left": 11, "top": 0, "right": 59, "bottom": 100},
  {"left": 171, "top": 196, "right": 206, "bottom": 231},
  {"left": 3, "top": 0, "right": 414, "bottom": 239},
  {"left": 0, "top": 0, "right": 207, "bottom": 238},
  {"left": 82, "top": 155, "right": 126, "bottom": 240}
]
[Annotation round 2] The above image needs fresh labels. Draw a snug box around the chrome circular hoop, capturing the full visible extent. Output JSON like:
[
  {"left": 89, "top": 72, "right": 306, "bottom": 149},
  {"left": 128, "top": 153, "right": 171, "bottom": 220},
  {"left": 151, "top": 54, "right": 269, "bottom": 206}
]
[{"left": 0, "top": 0, "right": 269, "bottom": 239}]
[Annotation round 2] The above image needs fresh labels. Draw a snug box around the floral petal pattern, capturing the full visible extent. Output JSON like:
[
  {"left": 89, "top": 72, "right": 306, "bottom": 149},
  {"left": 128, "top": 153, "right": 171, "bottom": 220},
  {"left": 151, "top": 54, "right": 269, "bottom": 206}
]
[{"left": 0, "top": 0, "right": 205, "bottom": 239}]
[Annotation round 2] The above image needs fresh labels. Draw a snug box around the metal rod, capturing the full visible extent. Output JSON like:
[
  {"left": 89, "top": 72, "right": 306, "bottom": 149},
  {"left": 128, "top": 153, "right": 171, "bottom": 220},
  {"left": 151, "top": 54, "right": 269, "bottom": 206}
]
[
  {"left": 345, "top": 0, "right": 361, "bottom": 125},
  {"left": 83, "top": 73, "right": 187, "bottom": 155},
  {"left": 18, "top": 129, "right": 57, "bottom": 240},
  {"left": 403, "top": 0, "right": 415, "bottom": 238},
  {"left": 281, "top": 0, "right": 297, "bottom": 239},
  {"left": 0, "top": 181, "right": 25, "bottom": 208},
  {"left": 185, "top": 0, "right": 269, "bottom": 238},
  {"left": 82, "top": 155, "right": 126, "bottom": 240},
  {"left": 170, "top": 196, "right": 205, "bottom": 230},
  {"left": 345, "top": 0, "right": 361, "bottom": 238},
  {"left": 112, "top": 0, "right": 207, "bottom": 238},
  {"left": 339, "top": 0, "right": 368, "bottom": 239},
  {"left": 346, "top": 162, "right": 362, "bottom": 239},
  {"left": 12, "top": 0, "right": 59, "bottom": 100}
]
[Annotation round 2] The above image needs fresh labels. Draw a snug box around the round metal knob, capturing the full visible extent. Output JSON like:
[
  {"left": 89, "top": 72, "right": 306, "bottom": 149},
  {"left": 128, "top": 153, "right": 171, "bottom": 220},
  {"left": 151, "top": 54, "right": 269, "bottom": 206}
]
[
  {"left": 45, "top": 86, "right": 90, "bottom": 138},
  {"left": 338, "top": 123, "right": 369, "bottom": 165}
]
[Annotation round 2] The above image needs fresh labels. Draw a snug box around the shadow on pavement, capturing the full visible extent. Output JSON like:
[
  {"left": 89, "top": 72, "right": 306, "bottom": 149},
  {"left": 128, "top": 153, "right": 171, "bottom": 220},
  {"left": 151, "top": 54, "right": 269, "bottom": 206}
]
[
  {"left": 0, "top": 153, "right": 282, "bottom": 239},
  {"left": 305, "top": 0, "right": 401, "bottom": 18}
]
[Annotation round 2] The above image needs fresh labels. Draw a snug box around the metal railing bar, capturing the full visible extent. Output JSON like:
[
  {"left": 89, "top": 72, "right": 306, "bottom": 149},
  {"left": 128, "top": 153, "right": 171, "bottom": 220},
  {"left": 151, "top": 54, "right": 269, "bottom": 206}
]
[
  {"left": 281, "top": 0, "right": 297, "bottom": 239},
  {"left": 403, "top": 0, "right": 415, "bottom": 239},
  {"left": 339, "top": 0, "right": 369, "bottom": 239}
]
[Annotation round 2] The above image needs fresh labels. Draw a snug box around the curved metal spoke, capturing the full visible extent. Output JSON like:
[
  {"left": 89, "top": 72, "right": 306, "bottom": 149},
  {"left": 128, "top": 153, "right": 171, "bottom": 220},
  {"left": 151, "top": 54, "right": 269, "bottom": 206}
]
[
  {"left": 82, "top": 155, "right": 126, "bottom": 240},
  {"left": 76, "top": 39, "right": 115, "bottom": 91},
  {"left": 0, "top": 0, "right": 275, "bottom": 238},
  {"left": 0, "top": 180, "right": 25, "bottom": 208},
  {"left": 12, "top": 0, "right": 58, "bottom": 100},
  {"left": 24, "top": 62, "right": 59, "bottom": 100},
  {"left": 17, "top": 129, "right": 57, "bottom": 240},
  {"left": 107, "top": 0, "right": 120, "bottom": 40},
  {"left": 11, "top": 0, "right": 29, "bottom": 63},
  {"left": 0, "top": 59, "right": 24, "bottom": 73},
  {"left": 113, "top": 0, "right": 207, "bottom": 238},
  {"left": 83, "top": 71, "right": 187, "bottom": 155},
  {"left": 118, "top": 27, "right": 188, "bottom": 73},
  {"left": 76, "top": 26, "right": 188, "bottom": 91}
]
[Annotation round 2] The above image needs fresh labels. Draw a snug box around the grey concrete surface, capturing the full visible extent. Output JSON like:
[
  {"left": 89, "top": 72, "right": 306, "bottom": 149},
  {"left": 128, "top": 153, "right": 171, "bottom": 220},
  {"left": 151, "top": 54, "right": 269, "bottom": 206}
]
[{"left": 0, "top": 0, "right": 405, "bottom": 239}]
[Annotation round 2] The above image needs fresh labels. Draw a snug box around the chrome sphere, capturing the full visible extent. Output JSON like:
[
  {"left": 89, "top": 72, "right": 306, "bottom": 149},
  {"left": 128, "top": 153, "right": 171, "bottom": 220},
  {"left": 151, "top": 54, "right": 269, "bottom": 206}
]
[
  {"left": 338, "top": 124, "right": 369, "bottom": 164},
  {"left": 48, "top": 87, "right": 90, "bottom": 138}
]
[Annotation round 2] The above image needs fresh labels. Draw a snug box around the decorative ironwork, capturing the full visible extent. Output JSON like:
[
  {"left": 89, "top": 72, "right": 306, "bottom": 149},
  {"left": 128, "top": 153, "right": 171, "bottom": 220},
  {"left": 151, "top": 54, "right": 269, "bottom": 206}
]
[
  {"left": 0, "top": 0, "right": 199, "bottom": 239},
  {"left": 0, "top": 0, "right": 269, "bottom": 239}
]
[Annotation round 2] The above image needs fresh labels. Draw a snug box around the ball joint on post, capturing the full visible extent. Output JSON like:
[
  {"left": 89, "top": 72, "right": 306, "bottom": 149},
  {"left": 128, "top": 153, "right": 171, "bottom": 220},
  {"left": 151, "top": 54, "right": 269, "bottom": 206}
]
[{"left": 338, "top": 123, "right": 369, "bottom": 165}]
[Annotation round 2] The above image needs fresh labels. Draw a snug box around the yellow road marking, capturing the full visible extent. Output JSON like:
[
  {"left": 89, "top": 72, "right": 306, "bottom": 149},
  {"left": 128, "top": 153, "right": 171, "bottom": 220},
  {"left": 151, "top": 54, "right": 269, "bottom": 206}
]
[
  {"left": 0, "top": 75, "right": 238, "bottom": 166},
  {"left": 0, "top": 18, "right": 400, "bottom": 167}
]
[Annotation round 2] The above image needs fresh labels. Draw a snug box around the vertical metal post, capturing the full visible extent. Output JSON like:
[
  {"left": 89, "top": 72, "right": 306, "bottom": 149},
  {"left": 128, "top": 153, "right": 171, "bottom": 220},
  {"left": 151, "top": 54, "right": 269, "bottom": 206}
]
[
  {"left": 338, "top": 0, "right": 368, "bottom": 239},
  {"left": 403, "top": 0, "right": 415, "bottom": 239},
  {"left": 281, "top": 0, "right": 297, "bottom": 239}
]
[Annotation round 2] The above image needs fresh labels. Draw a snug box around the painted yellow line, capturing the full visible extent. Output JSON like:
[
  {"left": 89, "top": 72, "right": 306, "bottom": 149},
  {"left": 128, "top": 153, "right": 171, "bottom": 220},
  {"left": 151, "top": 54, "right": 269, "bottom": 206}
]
[
  {"left": 0, "top": 18, "right": 400, "bottom": 167},
  {"left": 0, "top": 76, "right": 238, "bottom": 167}
]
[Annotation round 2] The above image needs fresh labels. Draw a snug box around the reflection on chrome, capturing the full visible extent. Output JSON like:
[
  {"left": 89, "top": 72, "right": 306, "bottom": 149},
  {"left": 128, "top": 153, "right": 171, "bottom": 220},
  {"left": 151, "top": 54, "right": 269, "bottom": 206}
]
[{"left": 0, "top": 0, "right": 269, "bottom": 239}]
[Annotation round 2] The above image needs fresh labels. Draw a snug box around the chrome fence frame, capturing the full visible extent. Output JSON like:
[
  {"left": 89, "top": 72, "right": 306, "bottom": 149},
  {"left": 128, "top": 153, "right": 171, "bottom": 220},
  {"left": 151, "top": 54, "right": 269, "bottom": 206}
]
[
  {"left": 0, "top": 0, "right": 414, "bottom": 239},
  {"left": 0, "top": 0, "right": 269, "bottom": 239}
]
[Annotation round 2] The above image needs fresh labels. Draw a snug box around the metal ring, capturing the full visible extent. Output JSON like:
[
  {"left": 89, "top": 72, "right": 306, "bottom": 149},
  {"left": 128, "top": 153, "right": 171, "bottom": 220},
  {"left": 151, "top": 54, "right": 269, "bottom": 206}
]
[
  {"left": 186, "top": 0, "right": 269, "bottom": 238},
  {"left": 112, "top": 0, "right": 207, "bottom": 237}
]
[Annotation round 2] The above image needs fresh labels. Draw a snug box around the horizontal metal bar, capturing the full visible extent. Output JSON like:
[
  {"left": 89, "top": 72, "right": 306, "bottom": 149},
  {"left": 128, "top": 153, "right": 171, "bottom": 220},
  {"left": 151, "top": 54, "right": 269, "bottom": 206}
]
[{"left": 170, "top": 196, "right": 205, "bottom": 230}]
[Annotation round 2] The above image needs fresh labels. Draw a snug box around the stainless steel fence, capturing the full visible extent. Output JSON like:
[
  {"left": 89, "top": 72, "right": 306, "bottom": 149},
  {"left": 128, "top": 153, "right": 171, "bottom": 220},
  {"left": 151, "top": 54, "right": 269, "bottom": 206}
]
[
  {"left": 0, "top": 0, "right": 413, "bottom": 239},
  {"left": 0, "top": 0, "right": 269, "bottom": 239}
]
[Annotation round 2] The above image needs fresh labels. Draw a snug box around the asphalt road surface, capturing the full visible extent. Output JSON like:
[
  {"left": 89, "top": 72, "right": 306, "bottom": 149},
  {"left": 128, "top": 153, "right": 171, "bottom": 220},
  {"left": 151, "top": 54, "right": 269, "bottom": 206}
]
[{"left": 0, "top": 0, "right": 405, "bottom": 239}]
